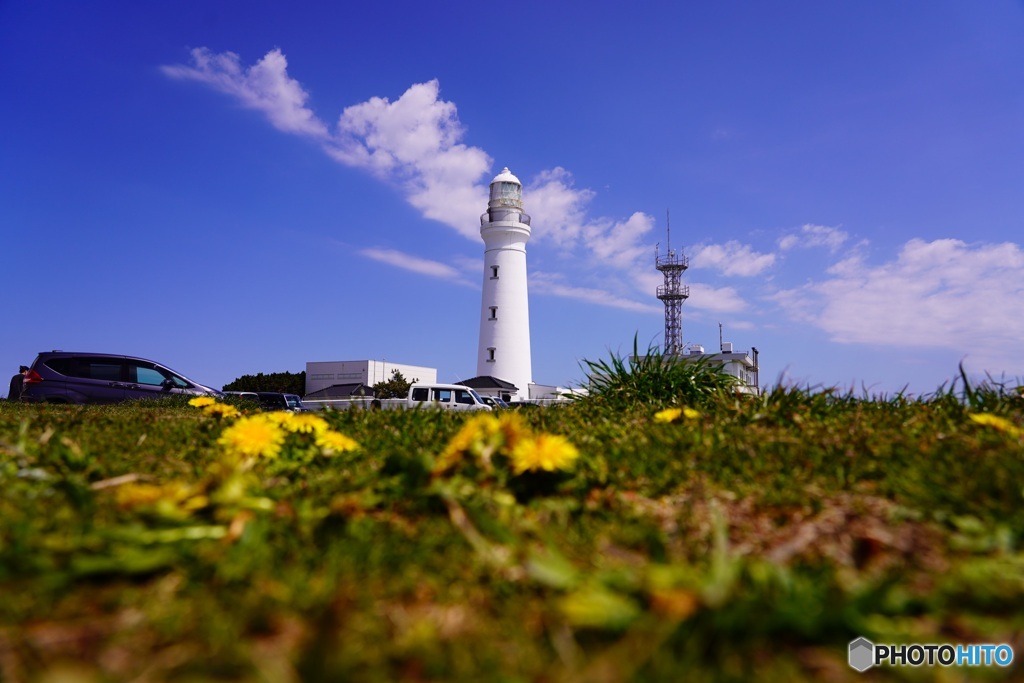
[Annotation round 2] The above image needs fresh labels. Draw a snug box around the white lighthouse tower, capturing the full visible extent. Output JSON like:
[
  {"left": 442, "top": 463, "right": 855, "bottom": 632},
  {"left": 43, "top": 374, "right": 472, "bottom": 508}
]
[{"left": 476, "top": 167, "right": 533, "bottom": 398}]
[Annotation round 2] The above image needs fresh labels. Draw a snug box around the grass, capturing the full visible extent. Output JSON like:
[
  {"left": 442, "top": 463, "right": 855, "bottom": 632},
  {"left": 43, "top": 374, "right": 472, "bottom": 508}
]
[{"left": 1, "top": 359, "right": 1023, "bottom": 682}]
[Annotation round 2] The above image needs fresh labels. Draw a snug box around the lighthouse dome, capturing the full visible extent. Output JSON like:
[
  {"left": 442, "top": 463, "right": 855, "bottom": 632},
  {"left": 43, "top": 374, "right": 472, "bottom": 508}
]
[{"left": 491, "top": 167, "right": 521, "bottom": 186}]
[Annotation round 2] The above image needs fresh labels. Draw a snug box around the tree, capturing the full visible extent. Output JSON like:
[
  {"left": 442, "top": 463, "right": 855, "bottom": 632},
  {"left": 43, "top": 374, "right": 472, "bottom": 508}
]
[
  {"left": 223, "top": 371, "right": 306, "bottom": 396},
  {"left": 373, "top": 369, "right": 417, "bottom": 399}
]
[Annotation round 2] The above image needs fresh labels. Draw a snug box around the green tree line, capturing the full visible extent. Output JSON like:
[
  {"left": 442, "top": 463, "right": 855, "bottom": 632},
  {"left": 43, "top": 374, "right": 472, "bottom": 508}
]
[{"left": 223, "top": 371, "right": 305, "bottom": 395}]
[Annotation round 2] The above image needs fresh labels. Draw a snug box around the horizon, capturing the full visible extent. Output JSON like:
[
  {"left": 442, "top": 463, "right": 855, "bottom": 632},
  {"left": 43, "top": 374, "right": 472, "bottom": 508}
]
[{"left": 3, "top": 1, "right": 1023, "bottom": 398}]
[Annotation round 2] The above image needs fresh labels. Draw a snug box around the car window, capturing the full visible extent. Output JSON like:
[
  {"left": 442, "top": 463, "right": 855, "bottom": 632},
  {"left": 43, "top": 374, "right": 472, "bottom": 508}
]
[
  {"left": 73, "top": 358, "right": 125, "bottom": 381},
  {"left": 136, "top": 367, "right": 165, "bottom": 385},
  {"left": 44, "top": 358, "right": 75, "bottom": 376},
  {"left": 411, "top": 388, "right": 428, "bottom": 401},
  {"left": 432, "top": 389, "right": 453, "bottom": 402},
  {"left": 285, "top": 395, "right": 300, "bottom": 408},
  {"left": 129, "top": 363, "right": 168, "bottom": 386},
  {"left": 455, "top": 389, "right": 474, "bottom": 405}
]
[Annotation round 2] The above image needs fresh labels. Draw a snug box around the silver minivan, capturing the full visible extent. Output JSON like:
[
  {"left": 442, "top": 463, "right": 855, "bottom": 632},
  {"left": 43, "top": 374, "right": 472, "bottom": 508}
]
[{"left": 20, "top": 351, "right": 220, "bottom": 404}]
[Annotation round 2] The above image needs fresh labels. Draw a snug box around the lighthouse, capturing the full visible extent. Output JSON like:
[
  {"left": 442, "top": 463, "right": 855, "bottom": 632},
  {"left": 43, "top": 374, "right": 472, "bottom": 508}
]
[{"left": 476, "top": 167, "right": 533, "bottom": 398}]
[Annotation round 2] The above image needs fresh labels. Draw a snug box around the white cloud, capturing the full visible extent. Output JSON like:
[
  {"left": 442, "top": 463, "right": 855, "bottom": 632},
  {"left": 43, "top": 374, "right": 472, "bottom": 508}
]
[
  {"left": 773, "top": 237, "right": 1024, "bottom": 373},
  {"left": 328, "top": 80, "right": 491, "bottom": 239},
  {"left": 632, "top": 271, "right": 747, "bottom": 314},
  {"left": 162, "top": 48, "right": 330, "bottom": 138},
  {"left": 530, "top": 272, "right": 660, "bottom": 313},
  {"left": 691, "top": 240, "right": 776, "bottom": 276},
  {"left": 584, "top": 212, "right": 656, "bottom": 271},
  {"left": 778, "top": 224, "right": 848, "bottom": 253},
  {"left": 685, "top": 283, "right": 748, "bottom": 313},
  {"left": 360, "top": 247, "right": 475, "bottom": 287},
  {"left": 524, "top": 172, "right": 654, "bottom": 271},
  {"left": 524, "top": 168, "right": 593, "bottom": 248},
  {"left": 451, "top": 255, "right": 483, "bottom": 273}
]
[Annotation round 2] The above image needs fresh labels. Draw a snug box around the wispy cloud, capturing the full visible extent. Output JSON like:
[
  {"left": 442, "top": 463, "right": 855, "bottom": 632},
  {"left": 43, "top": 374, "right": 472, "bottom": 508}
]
[
  {"left": 778, "top": 224, "right": 848, "bottom": 253},
  {"left": 691, "top": 240, "right": 776, "bottom": 276},
  {"left": 359, "top": 247, "right": 475, "bottom": 287},
  {"left": 524, "top": 168, "right": 593, "bottom": 248},
  {"left": 685, "top": 283, "right": 748, "bottom": 313},
  {"left": 161, "top": 48, "right": 329, "bottom": 138},
  {"left": 530, "top": 272, "right": 660, "bottom": 313},
  {"left": 773, "top": 237, "right": 1024, "bottom": 374}
]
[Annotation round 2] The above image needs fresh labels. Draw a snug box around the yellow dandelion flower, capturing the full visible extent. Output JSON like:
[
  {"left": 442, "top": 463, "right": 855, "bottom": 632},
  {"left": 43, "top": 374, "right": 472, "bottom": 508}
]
[
  {"left": 969, "top": 413, "right": 1024, "bottom": 439},
  {"left": 510, "top": 433, "right": 580, "bottom": 475},
  {"left": 114, "top": 481, "right": 193, "bottom": 509},
  {"left": 189, "top": 396, "right": 217, "bottom": 407},
  {"left": 282, "top": 413, "right": 330, "bottom": 434},
  {"left": 315, "top": 430, "right": 360, "bottom": 454},
  {"left": 654, "top": 407, "right": 701, "bottom": 423},
  {"left": 654, "top": 408, "right": 682, "bottom": 423},
  {"left": 434, "top": 413, "right": 502, "bottom": 472},
  {"left": 203, "top": 403, "right": 241, "bottom": 419},
  {"left": 114, "top": 482, "right": 170, "bottom": 508},
  {"left": 262, "top": 411, "right": 296, "bottom": 427},
  {"left": 217, "top": 416, "right": 286, "bottom": 459},
  {"left": 498, "top": 412, "right": 529, "bottom": 449}
]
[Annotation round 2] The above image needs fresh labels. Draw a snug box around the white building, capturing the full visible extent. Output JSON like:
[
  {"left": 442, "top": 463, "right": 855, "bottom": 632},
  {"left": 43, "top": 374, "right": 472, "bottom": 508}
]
[
  {"left": 305, "top": 360, "right": 437, "bottom": 396},
  {"left": 680, "top": 343, "right": 760, "bottom": 395},
  {"left": 628, "top": 342, "right": 761, "bottom": 395},
  {"left": 476, "top": 167, "right": 533, "bottom": 396}
]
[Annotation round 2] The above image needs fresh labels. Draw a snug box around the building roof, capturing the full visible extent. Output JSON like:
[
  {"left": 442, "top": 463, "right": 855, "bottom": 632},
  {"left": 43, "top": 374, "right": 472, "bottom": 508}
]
[
  {"left": 490, "top": 167, "right": 521, "bottom": 186},
  {"left": 304, "top": 383, "right": 375, "bottom": 399},
  {"left": 461, "top": 375, "right": 519, "bottom": 391}
]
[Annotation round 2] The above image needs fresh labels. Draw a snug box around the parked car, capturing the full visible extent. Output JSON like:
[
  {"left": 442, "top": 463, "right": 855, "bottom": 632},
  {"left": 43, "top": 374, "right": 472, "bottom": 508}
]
[
  {"left": 506, "top": 401, "right": 540, "bottom": 410},
  {"left": 222, "top": 391, "right": 261, "bottom": 403},
  {"left": 480, "top": 396, "right": 509, "bottom": 409},
  {"left": 256, "top": 392, "right": 307, "bottom": 412},
  {"left": 304, "top": 383, "right": 491, "bottom": 412},
  {"left": 20, "top": 351, "right": 220, "bottom": 405}
]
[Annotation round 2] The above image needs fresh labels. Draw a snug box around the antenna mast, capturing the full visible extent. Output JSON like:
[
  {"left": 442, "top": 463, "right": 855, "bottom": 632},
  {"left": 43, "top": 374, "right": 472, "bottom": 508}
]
[
  {"left": 666, "top": 209, "right": 671, "bottom": 254},
  {"left": 655, "top": 211, "right": 689, "bottom": 355}
]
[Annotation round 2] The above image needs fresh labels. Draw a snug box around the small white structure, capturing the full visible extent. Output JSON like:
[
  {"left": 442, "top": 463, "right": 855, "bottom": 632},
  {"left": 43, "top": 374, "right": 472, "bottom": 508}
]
[
  {"left": 305, "top": 360, "right": 437, "bottom": 396},
  {"left": 476, "top": 167, "right": 533, "bottom": 396},
  {"left": 528, "top": 382, "right": 582, "bottom": 404},
  {"left": 682, "top": 343, "right": 760, "bottom": 394}
]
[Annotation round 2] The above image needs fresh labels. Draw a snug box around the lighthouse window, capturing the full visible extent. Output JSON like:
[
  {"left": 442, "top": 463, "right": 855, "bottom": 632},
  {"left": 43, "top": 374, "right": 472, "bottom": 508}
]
[
  {"left": 489, "top": 307, "right": 497, "bottom": 320},
  {"left": 491, "top": 266, "right": 499, "bottom": 279},
  {"left": 487, "top": 348, "right": 495, "bottom": 362}
]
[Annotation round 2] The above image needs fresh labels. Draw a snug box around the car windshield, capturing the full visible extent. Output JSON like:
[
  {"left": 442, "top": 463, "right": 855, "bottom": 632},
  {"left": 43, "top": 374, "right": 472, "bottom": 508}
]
[{"left": 285, "top": 396, "right": 301, "bottom": 408}]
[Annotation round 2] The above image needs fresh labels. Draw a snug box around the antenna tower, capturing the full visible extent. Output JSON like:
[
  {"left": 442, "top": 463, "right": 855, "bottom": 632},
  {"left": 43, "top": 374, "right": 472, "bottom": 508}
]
[{"left": 655, "top": 210, "right": 689, "bottom": 355}]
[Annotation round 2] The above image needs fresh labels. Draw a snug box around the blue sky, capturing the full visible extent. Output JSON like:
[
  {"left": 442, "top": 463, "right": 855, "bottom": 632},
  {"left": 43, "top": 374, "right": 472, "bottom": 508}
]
[{"left": 3, "top": 1, "right": 1023, "bottom": 396}]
